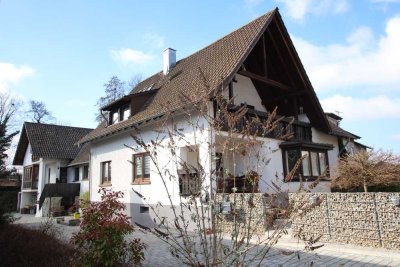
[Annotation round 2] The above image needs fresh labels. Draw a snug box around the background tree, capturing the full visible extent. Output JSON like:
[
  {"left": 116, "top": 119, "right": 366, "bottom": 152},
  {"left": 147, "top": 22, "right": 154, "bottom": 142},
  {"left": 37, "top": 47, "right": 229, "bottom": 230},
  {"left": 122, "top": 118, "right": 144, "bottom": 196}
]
[
  {"left": 28, "top": 100, "right": 55, "bottom": 123},
  {"left": 332, "top": 150, "right": 400, "bottom": 192},
  {"left": 0, "top": 93, "right": 20, "bottom": 177},
  {"left": 95, "top": 76, "right": 126, "bottom": 122},
  {"left": 95, "top": 75, "right": 142, "bottom": 122}
]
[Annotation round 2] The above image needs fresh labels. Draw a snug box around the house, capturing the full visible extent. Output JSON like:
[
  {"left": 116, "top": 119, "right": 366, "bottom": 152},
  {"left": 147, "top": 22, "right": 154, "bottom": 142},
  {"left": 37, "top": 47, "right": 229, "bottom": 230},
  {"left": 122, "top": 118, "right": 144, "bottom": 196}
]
[
  {"left": 77, "top": 8, "right": 364, "bottom": 227},
  {"left": 13, "top": 122, "right": 93, "bottom": 216}
]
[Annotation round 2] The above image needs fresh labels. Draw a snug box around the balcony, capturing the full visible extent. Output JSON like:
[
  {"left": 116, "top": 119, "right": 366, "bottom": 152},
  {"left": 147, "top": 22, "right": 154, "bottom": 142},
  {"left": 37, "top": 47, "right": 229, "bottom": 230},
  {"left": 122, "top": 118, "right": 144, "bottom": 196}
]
[
  {"left": 22, "top": 164, "right": 39, "bottom": 190},
  {"left": 215, "top": 105, "right": 312, "bottom": 142}
]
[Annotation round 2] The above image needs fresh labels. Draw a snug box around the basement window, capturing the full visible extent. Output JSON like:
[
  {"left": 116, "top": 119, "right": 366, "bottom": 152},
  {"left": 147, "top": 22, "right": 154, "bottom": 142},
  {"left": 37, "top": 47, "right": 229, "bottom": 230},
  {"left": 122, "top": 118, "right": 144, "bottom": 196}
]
[{"left": 140, "top": 206, "right": 149, "bottom": 213}]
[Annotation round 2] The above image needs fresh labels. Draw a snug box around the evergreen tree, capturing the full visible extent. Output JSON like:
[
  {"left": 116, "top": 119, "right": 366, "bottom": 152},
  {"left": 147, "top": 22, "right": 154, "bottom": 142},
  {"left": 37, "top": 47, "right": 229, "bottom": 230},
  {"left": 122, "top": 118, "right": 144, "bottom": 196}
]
[{"left": 0, "top": 93, "right": 19, "bottom": 178}]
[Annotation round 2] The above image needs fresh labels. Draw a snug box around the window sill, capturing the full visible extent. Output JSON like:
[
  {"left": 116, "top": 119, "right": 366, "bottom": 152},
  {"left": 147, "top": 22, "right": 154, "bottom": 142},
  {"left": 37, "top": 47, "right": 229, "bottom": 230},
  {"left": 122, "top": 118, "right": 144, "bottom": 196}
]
[
  {"left": 99, "top": 183, "right": 112, "bottom": 187},
  {"left": 131, "top": 180, "right": 151, "bottom": 185}
]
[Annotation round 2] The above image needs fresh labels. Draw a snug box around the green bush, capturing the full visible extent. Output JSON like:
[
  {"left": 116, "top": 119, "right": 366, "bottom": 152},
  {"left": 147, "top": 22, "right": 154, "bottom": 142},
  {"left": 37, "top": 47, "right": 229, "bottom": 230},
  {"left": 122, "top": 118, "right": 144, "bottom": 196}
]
[
  {"left": 0, "top": 224, "right": 75, "bottom": 267},
  {"left": 71, "top": 188, "right": 146, "bottom": 267},
  {"left": 0, "top": 191, "right": 18, "bottom": 213}
]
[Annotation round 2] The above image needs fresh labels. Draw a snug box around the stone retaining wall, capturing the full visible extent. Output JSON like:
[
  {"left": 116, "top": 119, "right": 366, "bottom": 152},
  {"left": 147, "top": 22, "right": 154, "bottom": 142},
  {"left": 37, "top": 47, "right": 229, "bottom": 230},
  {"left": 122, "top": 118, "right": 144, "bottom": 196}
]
[
  {"left": 289, "top": 193, "right": 400, "bottom": 250},
  {"left": 215, "top": 193, "right": 266, "bottom": 235}
]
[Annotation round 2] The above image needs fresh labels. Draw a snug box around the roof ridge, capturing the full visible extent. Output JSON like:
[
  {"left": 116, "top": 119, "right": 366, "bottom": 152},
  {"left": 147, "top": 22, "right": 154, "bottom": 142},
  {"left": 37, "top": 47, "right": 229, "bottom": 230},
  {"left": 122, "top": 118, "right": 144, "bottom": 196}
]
[{"left": 24, "top": 121, "right": 94, "bottom": 131}]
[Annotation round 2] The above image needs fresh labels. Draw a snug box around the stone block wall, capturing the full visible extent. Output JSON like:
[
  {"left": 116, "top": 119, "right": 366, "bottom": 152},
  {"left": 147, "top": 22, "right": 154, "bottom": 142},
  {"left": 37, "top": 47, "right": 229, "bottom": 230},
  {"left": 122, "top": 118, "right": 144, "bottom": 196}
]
[
  {"left": 290, "top": 193, "right": 400, "bottom": 250},
  {"left": 215, "top": 193, "right": 266, "bottom": 235}
]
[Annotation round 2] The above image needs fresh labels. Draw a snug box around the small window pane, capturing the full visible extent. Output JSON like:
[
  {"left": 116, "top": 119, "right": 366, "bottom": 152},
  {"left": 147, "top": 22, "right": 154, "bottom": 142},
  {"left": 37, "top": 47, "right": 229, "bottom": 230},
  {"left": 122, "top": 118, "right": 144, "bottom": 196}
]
[
  {"left": 135, "top": 156, "right": 142, "bottom": 178},
  {"left": 310, "top": 152, "right": 319, "bottom": 176},
  {"left": 319, "top": 153, "right": 327, "bottom": 174},
  {"left": 144, "top": 154, "right": 150, "bottom": 177},
  {"left": 286, "top": 150, "right": 298, "bottom": 173},
  {"left": 112, "top": 111, "right": 119, "bottom": 124},
  {"left": 74, "top": 168, "right": 79, "bottom": 181},
  {"left": 301, "top": 151, "right": 310, "bottom": 177},
  {"left": 123, "top": 108, "right": 130, "bottom": 121},
  {"left": 83, "top": 165, "right": 89, "bottom": 179}
]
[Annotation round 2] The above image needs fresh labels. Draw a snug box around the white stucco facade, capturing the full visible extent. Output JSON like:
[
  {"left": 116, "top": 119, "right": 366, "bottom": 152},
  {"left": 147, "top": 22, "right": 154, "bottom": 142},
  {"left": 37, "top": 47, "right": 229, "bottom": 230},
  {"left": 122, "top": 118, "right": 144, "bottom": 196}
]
[
  {"left": 87, "top": 74, "right": 350, "bottom": 227},
  {"left": 19, "top": 141, "right": 88, "bottom": 216}
]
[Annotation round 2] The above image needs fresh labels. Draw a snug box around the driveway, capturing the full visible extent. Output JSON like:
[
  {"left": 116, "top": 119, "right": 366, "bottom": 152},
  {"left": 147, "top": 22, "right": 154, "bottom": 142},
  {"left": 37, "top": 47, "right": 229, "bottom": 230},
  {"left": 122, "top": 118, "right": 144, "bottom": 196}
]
[{"left": 14, "top": 214, "right": 400, "bottom": 267}]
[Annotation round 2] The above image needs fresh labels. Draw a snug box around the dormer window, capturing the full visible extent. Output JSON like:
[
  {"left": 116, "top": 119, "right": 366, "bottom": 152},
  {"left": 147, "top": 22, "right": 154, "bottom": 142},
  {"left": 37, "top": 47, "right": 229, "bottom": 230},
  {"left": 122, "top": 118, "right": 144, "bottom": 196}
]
[
  {"left": 120, "top": 105, "right": 130, "bottom": 121},
  {"left": 111, "top": 110, "right": 119, "bottom": 124},
  {"left": 109, "top": 104, "right": 131, "bottom": 125}
]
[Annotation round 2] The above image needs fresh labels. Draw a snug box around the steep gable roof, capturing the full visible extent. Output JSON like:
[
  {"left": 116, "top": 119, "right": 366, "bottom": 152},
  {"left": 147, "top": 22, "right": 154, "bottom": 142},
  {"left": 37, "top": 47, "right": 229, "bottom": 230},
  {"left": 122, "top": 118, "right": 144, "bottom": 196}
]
[
  {"left": 13, "top": 122, "right": 93, "bottom": 165},
  {"left": 79, "top": 8, "right": 330, "bottom": 144},
  {"left": 68, "top": 143, "right": 90, "bottom": 166}
]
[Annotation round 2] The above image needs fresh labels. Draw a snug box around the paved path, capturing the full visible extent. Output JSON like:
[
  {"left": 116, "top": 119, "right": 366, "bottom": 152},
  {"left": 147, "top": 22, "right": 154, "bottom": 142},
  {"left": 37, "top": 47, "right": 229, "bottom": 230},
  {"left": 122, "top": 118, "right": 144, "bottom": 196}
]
[{"left": 14, "top": 214, "right": 400, "bottom": 266}]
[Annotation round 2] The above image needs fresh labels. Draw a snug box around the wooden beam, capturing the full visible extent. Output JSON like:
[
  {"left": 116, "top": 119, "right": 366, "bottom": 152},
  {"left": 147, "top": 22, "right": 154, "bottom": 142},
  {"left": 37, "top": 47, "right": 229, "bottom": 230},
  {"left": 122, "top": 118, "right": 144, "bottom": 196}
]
[
  {"left": 238, "top": 70, "right": 292, "bottom": 91},
  {"left": 262, "top": 90, "right": 307, "bottom": 105},
  {"left": 267, "top": 28, "right": 296, "bottom": 88},
  {"left": 262, "top": 34, "right": 267, "bottom": 78}
]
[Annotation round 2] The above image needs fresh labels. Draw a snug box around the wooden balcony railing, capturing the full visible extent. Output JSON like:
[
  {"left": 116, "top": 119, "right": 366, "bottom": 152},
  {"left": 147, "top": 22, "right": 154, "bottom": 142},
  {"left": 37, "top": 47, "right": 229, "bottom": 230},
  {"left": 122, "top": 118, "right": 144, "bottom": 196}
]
[{"left": 216, "top": 105, "right": 312, "bottom": 142}]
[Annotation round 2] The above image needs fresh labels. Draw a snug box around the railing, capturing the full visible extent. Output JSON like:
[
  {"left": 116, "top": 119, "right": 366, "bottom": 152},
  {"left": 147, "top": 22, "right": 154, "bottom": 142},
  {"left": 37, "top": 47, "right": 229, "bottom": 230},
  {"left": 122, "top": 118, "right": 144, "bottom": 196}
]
[
  {"left": 22, "top": 180, "right": 32, "bottom": 189},
  {"left": 178, "top": 172, "right": 200, "bottom": 196},
  {"left": 217, "top": 105, "right": 312, "bottom": 141}
]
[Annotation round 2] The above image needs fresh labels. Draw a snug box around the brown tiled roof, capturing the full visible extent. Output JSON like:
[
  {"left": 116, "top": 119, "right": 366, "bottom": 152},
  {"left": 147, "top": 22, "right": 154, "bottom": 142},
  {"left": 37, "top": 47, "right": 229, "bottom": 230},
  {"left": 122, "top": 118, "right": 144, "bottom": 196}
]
[
  {"left": 78, "top": 9, "right": 277, "bottom": 144},
  {"left": 328, "top": 120, "right": 360, "bottom": 139},
  {"left": 68, "top": 143, "right": 90, "bottom": 166},
  {"left": 13, "top": 122, "right": 93, "bottom": 165}
]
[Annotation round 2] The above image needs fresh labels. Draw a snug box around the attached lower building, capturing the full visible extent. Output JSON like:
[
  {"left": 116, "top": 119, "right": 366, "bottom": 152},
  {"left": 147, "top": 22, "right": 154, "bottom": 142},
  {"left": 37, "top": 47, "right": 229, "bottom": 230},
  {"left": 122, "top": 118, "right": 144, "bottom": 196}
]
[{"left": 13, "top": 122, "right": 93, "bottom": 217}]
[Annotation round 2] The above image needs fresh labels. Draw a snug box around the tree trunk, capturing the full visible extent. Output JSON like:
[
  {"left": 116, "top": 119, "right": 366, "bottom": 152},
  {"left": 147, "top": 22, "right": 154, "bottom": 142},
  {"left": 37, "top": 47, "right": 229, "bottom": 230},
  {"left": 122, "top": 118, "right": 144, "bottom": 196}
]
[{"left": 363, "top": 182, "right": 368, "bottom": 192}]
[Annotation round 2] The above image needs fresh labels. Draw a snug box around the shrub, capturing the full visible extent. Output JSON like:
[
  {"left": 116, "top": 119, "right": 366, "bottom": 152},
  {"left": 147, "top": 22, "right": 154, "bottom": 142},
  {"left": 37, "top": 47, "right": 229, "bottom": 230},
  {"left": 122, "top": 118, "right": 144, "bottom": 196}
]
[
  {"left": 0, "top": 224, "right": 75, "bottom": 267},
  {"left": 332, "top": 150, "right": 400, "bottom": 192},
  {"left": 71, "top": 188, "right": 146, "bottom": 267}
]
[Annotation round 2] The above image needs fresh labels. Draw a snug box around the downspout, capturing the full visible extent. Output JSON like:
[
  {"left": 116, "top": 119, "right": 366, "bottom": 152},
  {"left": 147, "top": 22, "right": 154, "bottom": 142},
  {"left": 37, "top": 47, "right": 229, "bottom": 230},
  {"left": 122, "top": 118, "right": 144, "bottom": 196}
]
[{"left": 101, "top": 110, "right": 109, "bottom": 126}]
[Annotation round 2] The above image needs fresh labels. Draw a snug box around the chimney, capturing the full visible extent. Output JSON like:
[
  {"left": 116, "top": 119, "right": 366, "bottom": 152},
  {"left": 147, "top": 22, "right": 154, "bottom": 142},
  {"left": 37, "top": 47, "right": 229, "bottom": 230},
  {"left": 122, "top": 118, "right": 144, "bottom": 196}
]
[{"left": 163, "top": 48, "right": 176, "bottom": 75}]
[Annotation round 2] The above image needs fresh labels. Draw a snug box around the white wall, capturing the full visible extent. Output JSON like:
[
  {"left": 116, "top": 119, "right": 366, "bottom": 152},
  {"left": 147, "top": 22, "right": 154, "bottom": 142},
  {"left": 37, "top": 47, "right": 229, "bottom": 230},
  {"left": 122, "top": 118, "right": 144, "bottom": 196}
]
[
  {"left": 22, "top": 143, "right": 33, "bottom": 166},
  {"left": 90, "top": 114, "right": 211, "bottom": 207},
  {"left": 230, "top": 74, "right": 267, "bottom": 112},
  {"left": 67, "top": 164, "right": 90, "bottom": 195}
]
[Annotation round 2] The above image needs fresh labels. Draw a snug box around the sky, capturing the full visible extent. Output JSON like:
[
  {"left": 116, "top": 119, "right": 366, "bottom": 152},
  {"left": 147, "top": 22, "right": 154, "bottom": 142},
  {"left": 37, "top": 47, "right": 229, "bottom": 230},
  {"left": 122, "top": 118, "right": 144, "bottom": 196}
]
[{"left": 1, "top": 0, "right": 400, "bottom": 156}]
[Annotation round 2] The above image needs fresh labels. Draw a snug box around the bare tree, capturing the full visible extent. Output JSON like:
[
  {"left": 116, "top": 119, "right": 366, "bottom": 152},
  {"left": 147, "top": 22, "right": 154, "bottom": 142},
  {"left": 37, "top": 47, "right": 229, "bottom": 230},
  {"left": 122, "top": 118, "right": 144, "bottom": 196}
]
[
  {"left": 0, "top": 93, "right": 21, "bottom": 177},
  {"left": 28, "top": 100, "right": 55, "bottom": 123},
  {"left": 127, "top": 74, "right": 142, "bottom": 92},
  {"left": 332, "top": 150, "right": 400, "bottom": 192},
  {"left": 126, "top": 70, "right": 322, "bottom": 266}
]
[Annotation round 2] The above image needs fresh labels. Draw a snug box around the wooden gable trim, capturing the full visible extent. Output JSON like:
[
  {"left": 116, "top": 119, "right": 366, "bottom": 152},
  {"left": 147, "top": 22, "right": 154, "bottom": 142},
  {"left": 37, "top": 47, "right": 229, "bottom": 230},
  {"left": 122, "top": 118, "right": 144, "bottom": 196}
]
[{"left": 272, "top": 13, "right": 330, "bottom": 132}]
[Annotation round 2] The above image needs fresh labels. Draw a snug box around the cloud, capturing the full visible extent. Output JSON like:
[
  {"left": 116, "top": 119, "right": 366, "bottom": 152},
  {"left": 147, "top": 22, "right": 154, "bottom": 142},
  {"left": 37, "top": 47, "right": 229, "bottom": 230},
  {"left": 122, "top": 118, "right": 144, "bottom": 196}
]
[
  {"left": 0, "top": 62, "right": 34, "bottom": 92},
  {"left": 144, "top": 33, "right": 165, "bottom": 49},
  {"left": 321, "top": 95, "right": 400, "bottom": 120},
  {"left": 292, "top": 15, "right": 400, "bottom": 92},
  {"left": 110, "top": 48, "right": 155, "bottom": 65},
  {"left": 276, "top": 0, "right": 349, "bottom": 21},
  {"left": 391, "top": 134, "right": 400, "bottom": 141}
]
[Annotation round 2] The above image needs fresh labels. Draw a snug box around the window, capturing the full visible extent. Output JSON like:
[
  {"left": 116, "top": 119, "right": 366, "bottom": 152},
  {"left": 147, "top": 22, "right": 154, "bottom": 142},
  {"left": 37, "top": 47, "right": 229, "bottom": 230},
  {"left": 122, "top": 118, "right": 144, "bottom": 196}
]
[
  {"left": 133, "top": 153, "right": 150, "bottom": 184},
  {"left": 179, "top": 172, "right": 201, "bottom": 196},
  {"left": 282, "top": 148, "right": 329, "bottom": 182},
  {"left": 83, "top": 165, "right": 89, "bottom": 180},
  {"left": 140, "top": 206, "right": 149, "bottom": 213},
  {"left": 74, "top": 167, "right": 80, "bottom": 182},
  {"left": 120, "top": 105, "right": 130, "bottom": 121},
  {"left": 101, "top": 161, "right": 112, "bottom": 185},
  {"left": 109, "top": 105, "right": 131, "bottom": 125},
  {"left": 112, "top": 111, "right": 119, "bottom": 124},
  {"left": 23, "top": 164, "right": 39, "bottom": 189}
]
